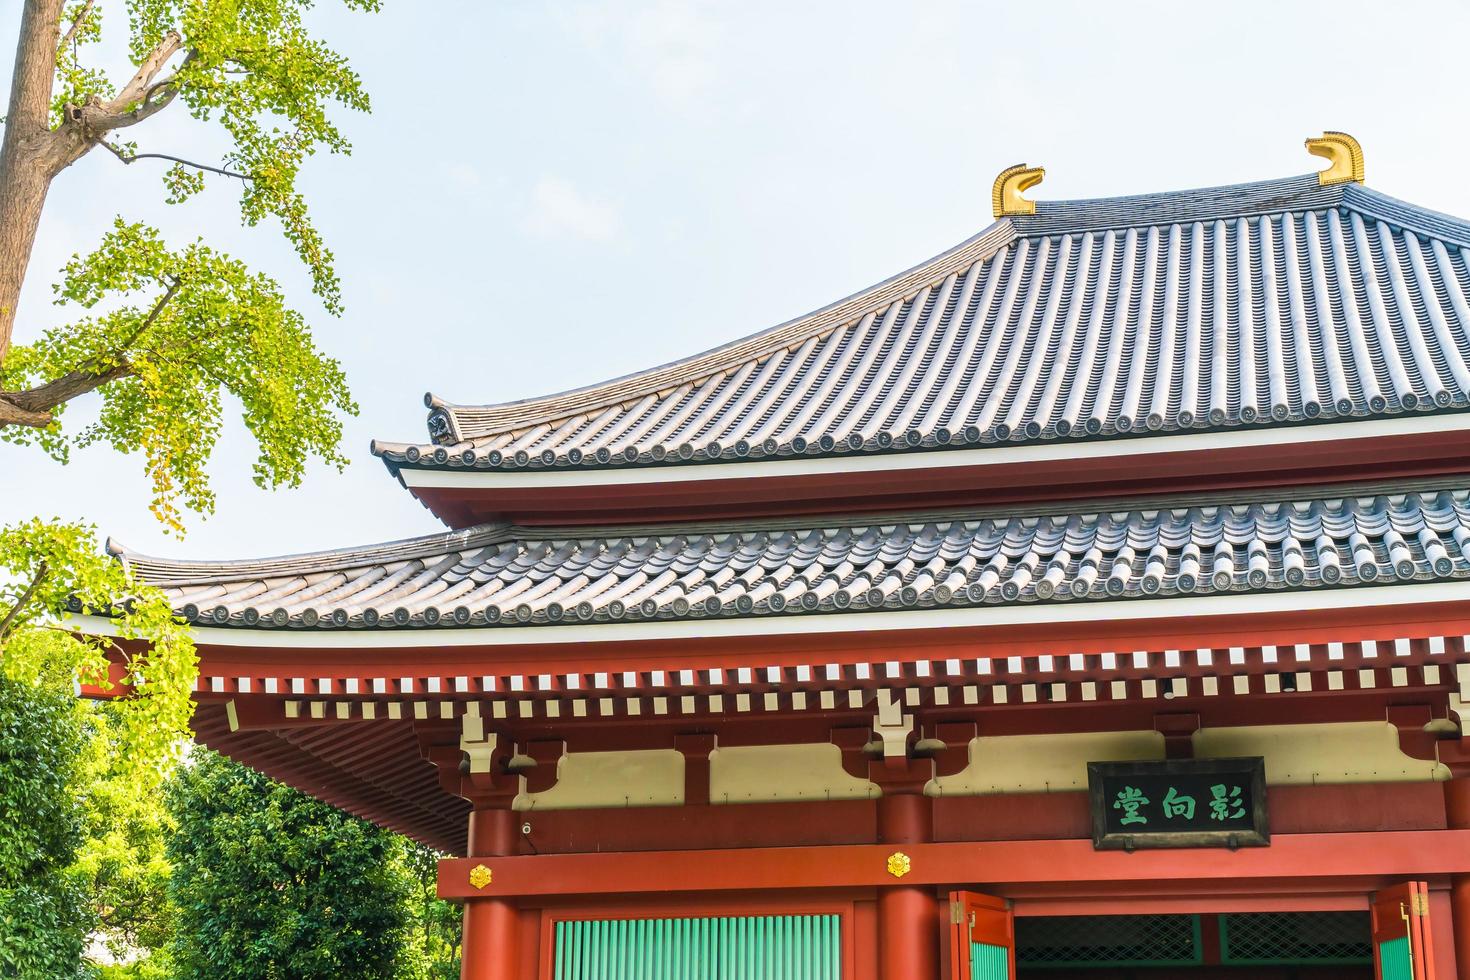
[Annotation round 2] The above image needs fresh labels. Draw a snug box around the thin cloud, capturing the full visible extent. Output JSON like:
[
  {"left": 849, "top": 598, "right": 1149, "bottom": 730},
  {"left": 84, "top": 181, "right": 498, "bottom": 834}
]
[
  {"left": 522, "top": 176, "right": 621, "bottom": 242},
  {"left": 557, "top": 0, "right": 724, "bottom": 108}
]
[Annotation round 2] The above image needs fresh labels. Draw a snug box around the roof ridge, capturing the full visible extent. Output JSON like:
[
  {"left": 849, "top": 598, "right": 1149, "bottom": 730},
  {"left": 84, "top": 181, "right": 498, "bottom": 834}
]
[
  {"left": 1010, "top": 172, "right": 1343, "bottom": 235},
  {"left": 1344, "top": 183, "right": 1470, "bottom": 248}
]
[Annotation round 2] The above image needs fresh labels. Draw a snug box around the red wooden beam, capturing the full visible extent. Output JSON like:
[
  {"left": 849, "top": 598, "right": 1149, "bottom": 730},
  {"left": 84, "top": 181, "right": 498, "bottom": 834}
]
[
  {"left": 438, "top": 829, "right": 1470, "bottom": 899},
  {"left": 180, "top": 599, "right": 1470, "bottom": 681},
  {"left": 410, "top": 427, "right": 1470, "bottom": 528}
]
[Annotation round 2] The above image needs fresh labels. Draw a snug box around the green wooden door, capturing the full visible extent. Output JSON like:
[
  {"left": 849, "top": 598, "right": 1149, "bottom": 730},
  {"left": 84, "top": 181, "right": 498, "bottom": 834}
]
[{"left": 553, "top": 913, "right": 840, "bottom": 979}]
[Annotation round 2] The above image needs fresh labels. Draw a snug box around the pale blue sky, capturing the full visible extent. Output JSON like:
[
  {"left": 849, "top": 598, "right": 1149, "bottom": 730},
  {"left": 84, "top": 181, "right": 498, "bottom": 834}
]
[{"left": 5, "top": 0, "right": 1470, "bottom": 561}]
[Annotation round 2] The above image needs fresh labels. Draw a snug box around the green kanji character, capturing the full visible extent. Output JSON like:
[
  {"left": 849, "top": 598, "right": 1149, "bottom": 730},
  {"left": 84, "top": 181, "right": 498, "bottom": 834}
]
[
  {"left": 1209, "top": 784, "right": 1245, "bottom": 820},
  {"left": 1161, "top": 787, "right": 1196, "bottom": 820},
  {"left": 1113, "top": 786, "right": 1149, "bottom": 825}
]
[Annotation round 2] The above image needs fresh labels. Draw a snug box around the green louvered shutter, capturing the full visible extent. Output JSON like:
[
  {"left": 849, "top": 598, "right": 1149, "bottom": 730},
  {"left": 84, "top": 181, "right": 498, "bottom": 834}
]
[
  {"left": 554, "top": 913, "right": 840, "bottom": 979},
  {"left": 969, "top": 941, "right": 1009, "bottom": 980},
  {"left": 1378, "top": 936, "right": 1413, "bottom": 980}
]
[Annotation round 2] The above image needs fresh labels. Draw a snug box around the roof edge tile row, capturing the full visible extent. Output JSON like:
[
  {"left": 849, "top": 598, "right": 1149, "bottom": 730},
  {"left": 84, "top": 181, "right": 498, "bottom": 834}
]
[{"left": 109, "top": 485, "right": 1470, "bottom": 635}]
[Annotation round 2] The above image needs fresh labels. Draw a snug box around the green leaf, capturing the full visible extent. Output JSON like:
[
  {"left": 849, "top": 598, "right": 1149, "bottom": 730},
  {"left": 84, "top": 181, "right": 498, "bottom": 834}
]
[{"left": 2, "top": 220, "right": 358, "bottom": 533}]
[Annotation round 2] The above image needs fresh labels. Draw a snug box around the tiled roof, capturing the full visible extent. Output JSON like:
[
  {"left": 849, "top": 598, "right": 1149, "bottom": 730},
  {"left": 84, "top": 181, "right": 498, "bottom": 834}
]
[
  {"left": 374, "top": 174, "right": 1470, "bottom": 474},
  {"left": 111, "top": 486, "right": 1470, "bottom": 633}
]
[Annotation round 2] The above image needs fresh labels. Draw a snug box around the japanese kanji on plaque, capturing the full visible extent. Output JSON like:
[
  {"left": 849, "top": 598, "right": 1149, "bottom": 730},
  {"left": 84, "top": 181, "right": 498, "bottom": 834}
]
[{"left": 1087, "top": 757, "right": 1268, "bottom": 851}]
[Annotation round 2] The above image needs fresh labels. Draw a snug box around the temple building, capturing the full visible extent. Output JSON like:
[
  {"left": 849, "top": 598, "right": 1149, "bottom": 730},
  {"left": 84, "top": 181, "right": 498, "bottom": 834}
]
[{"left": 85, "top": 132, "right": 1470, "bottom": 979}]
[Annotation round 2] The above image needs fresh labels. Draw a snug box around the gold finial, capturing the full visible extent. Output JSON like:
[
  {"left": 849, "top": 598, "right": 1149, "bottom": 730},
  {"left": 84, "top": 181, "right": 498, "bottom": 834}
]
[
  {"left": 992, "top": 163, "right": 1045, "bottom": 218},
  {"left": 1305, "top": 131, "right": 1364, "bottom": 186}
]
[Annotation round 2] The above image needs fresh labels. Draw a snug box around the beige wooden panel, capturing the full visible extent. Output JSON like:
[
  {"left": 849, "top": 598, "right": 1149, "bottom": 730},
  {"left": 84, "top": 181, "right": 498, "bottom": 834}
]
[
  {"left": 514, "top": 749, "right": 684, "bottom": 811},
  {"left": 708, "top": 743, "right": 878, "bottom": 804},
  {"left": 1194, "top": 721, "right": 1449, "bottom": 784},
  {"left": 932, "top": 730, "right": 1166, "bottom": 795}
]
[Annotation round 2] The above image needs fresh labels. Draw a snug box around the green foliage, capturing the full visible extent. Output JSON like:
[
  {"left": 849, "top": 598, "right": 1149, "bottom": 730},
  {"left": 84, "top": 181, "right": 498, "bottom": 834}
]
[
  {"left": 73, "top": 700, "right": 177, "bottom": 960},
  {"left": 0, "top": 677, "right": 89, "bottom": 980},
  {"left": 94, "top": 951, "right": 175, "bottom": 980},
  {"left": 405, "top": 843, "right": 464, "bottom": 980},
  {"left": 3, "top": 0, "right": 384, "bottom": 973},
  {"left": 0, "top": 519, "right": 197, "bottom": 969},
  {"left": 53, "top": 2, "right": 111, "bottom": 117},
  {"left": 166, "top": 751, "right": 426, "bottom": 980},
  {"left": 58, "top": 0, "right": 381, "bottom": 312},
  {"left": 0, "top": 517, "right": 197, "bottom": 761},
  {"left": 8, "top": 0, "right": 378, "bottom": 532},
  {"left": 1, "top": 222, "right": 357, "bottom": 529}
]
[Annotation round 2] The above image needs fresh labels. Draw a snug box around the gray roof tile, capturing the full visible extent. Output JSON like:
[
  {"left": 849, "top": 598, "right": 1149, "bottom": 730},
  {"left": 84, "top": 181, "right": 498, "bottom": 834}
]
[
  {"left": 374, "top": 174, "right": 1470, "bottom": 474},
  {"left": 111, "top": 486, "right": 1470, "bottom": 632}
]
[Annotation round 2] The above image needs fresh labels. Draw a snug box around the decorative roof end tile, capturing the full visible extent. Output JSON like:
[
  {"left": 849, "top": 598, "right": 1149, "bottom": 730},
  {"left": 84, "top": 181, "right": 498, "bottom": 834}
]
[
  {"left": 992, "top": 163, "right": 1045, "bottom": 218},
  {"left": 1306, "top": 131, "right": 1364, "bottom": 186}
]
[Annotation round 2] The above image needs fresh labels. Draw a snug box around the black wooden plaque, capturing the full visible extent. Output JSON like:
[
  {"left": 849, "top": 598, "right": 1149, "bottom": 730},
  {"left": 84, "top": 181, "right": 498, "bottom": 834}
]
[{"left": 1087, "top": 757, "right": 1268, "bottom": 851}]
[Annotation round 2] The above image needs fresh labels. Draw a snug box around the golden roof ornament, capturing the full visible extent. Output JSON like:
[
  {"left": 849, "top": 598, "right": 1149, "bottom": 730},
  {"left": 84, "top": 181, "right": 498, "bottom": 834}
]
[
  {"left": 992, "top": 163, "right": 1045, "bottom": 218},
  {"left": 1305, "top": 131, "right": 1364, "bottom": 186}
]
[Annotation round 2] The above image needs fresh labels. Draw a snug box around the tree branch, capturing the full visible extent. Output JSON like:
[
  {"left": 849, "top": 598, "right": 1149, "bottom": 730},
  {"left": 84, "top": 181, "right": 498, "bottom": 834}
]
[
  {"left": 106, "top": 31, "right": 184, "bottom": 112},
  {"left": 0, "top": 360, "right": 133, "bottom": 422},
  {"left": 72, "top": 80, "right": 180, "bottom": 138},
  {"left": 0, "top": 276, "right": 182, "bottom": 427},
  {"left": 100, "top": 140, "right": 250, "bottom": 181},
  {"left": 56, "top": 0, "right": 97, "bottom": 55},
  {"left": 49, "top": 34, "right": 191, "bottom": 152},
  {"left": 0, "top": 560, "right": 49, "bottom": 644}
]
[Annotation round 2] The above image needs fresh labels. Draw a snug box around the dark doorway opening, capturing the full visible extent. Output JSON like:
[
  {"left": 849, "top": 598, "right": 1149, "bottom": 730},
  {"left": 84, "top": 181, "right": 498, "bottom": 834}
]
[{"left": 1016, "top": 911, "right": 1373, "bottom": 979}]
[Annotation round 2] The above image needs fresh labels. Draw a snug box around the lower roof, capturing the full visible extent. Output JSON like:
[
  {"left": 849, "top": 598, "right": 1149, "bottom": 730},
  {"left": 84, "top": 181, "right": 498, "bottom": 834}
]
[{"left": 108, "top": 482, "right": 1470, "bottom": 639}]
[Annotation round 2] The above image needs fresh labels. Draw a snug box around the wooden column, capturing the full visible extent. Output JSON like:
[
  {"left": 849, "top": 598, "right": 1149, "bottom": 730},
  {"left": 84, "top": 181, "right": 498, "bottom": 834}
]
[
  {"left": 1445, "top": 778, "right": 1470, "bottom": 980},
  {"left": 420, "top": 722, "right": 560, "bottom": 980},
  {"left": 836, "top": 716, "right": 969, "bottom": 980},
  {"left": 462, "top": 806, "right": 519, "bottom": 980},
  {"left": 875, "top": 781, "right": 938, "bottom": 980}
]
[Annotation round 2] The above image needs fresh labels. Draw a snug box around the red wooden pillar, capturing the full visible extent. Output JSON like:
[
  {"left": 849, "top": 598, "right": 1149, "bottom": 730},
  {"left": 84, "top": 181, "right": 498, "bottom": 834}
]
[
  {"left": 462, "top": 806, "right": 519, "bottom": 980},
  {"left": 1445, "top": 778, "right": 1470, "bottom": 980},
  {"left": 875, "top": 766, "right": 939, "bottom": 980},
  {"left": 421, "top": 727, "right": 549, "bottom": 980}
]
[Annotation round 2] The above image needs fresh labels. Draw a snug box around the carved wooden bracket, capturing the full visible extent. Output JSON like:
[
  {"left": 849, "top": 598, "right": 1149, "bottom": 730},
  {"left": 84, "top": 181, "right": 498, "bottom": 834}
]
[
  {"left": 1154, "top": 712, "right": 1202, "bottom": 760},
  {"left": 674, "top": 733, "right": 718, "bottom": 806},
  {"left": 916, "top": 721, "right": 976, "bottom": 778},
  {"left": 516, "top": 738, "right": 567, "bottom": 795},
  {"left": 1385, "top": 704, "right": 1470, "bottom": 778}
]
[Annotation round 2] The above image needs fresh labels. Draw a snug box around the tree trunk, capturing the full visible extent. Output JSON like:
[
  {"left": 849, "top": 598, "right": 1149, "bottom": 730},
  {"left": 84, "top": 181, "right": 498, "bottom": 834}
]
[{"left": 0, "top": 0, "right": 65, "bottom": 366}]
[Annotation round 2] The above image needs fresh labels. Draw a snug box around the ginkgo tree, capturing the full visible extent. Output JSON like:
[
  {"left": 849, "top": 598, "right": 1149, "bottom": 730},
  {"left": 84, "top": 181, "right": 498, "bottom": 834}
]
[
  {"left": 0, "top": 0, "right": 368, "bottom": 520},
  {"left": 0, "top": 0, "right": 377, "bottom": 972}
]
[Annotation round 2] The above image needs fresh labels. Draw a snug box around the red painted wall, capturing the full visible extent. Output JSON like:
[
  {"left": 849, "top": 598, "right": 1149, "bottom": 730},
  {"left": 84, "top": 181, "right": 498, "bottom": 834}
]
[{"left": 510, "top": 782, "right": 1446, "bottom": 856}]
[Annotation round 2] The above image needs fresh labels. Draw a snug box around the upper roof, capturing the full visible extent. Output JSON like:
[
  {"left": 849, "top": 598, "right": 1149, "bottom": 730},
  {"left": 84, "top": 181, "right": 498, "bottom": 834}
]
[
  {"left": 108, "top": 482, "right": 1470, "bottom": 637},
  {"left": 374, "top": 172, "right": 1470, "bottom": 477}
]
